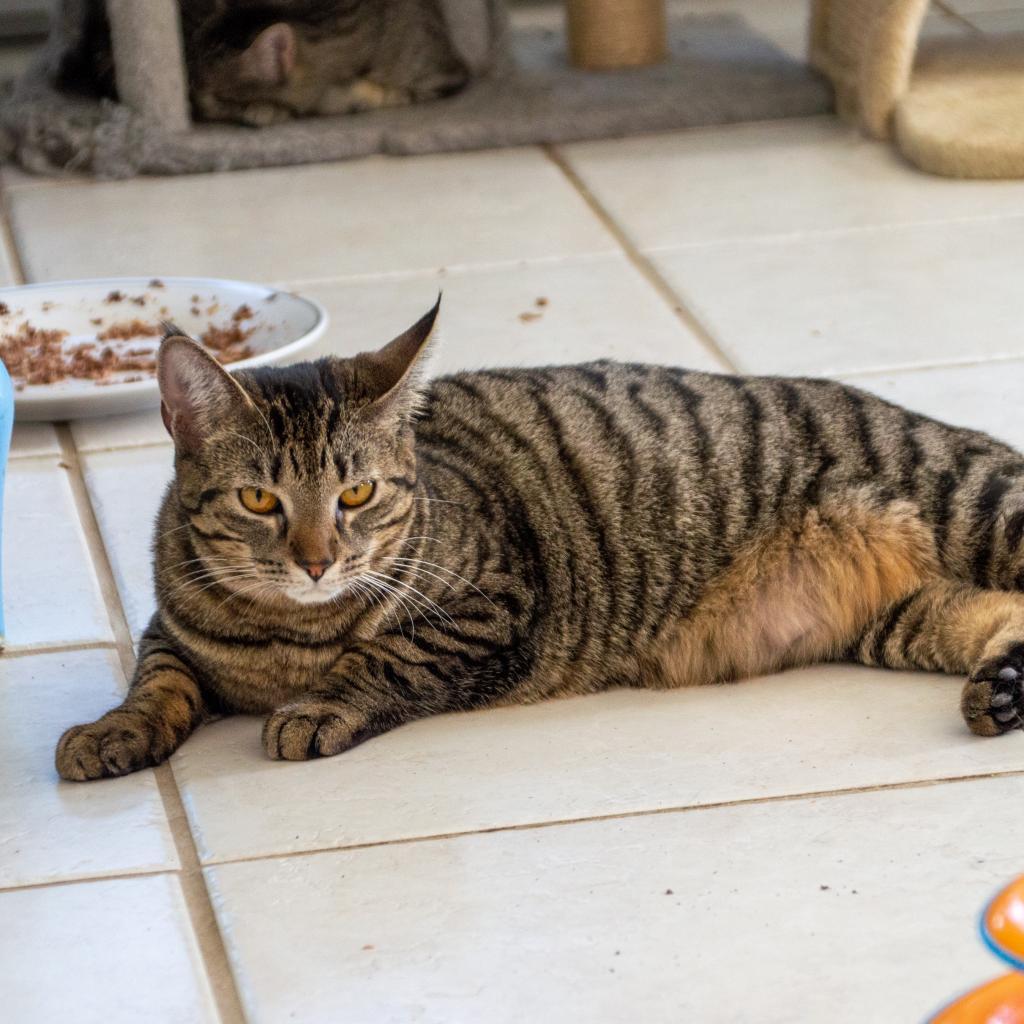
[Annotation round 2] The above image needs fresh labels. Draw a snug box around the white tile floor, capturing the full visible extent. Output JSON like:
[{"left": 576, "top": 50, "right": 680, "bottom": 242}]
[{"left": 6, "top": 2, "right": 1024, "bottom": 1021}]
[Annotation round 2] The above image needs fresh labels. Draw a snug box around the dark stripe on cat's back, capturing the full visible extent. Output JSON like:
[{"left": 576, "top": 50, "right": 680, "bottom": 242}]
[{"left": 441, "top": 376, "right": 593, "bottom": 654}]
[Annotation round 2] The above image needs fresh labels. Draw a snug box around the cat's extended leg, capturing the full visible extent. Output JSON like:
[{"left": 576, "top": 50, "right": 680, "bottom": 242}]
[
  {"left": 56, "top": 628, "right": 209, "bottom": 781},
  {"left": 852, "top": 580, "right": 1024, "bottom": 736}
]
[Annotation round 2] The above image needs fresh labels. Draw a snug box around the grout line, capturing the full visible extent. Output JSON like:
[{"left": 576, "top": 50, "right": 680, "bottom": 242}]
[
  {"left": 2, "top": 639, "right": 118, "bottom": 660},
  {"left": 0, "top": 866, "right": 173, "bottom": 895},
  {"left": 640, "top": 209, "right": 1024, "bottom": 257},
  {"left": 273, "top": 249, "right": 623, "bottom": 291},
  {"left": 75, "top": 438, "right": 173, "bottom": 457},
  {"left": 13, "top": 765, "right": 1024, "bottom": 890},
  {"left": 542, "top": 144, "right": 738, "bottom": 373},
  {"left": 0, "top": 181, "right": 28, "bottom": 285},
  {"left": 839, "top": 351, "right": 1024, "bottom": 380},
  {"left": 202, "top": 766, "right": 1024, "bottom": 868},
  {"left": 54, "top": 424, "right": 246, "bottom": 1024}
]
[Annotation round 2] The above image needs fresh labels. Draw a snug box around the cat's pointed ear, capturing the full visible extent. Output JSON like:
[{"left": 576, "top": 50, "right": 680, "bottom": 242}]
[
  {"left": 238, "top": 23, "right": 296, "bottom": 85},
  {"left": 356, "top": 296, "right": 440, "bottom": 420},
  {"left": 158, "top": 332, "right": 254, "bottom": 451}
]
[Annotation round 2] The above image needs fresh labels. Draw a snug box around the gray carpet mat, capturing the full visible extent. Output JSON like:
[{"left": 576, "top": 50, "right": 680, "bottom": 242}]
[{"left": 1, "top": 13, "right": 832, "bottom": 178}]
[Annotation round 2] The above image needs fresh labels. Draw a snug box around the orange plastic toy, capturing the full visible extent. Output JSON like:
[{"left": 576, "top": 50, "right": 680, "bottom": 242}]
[
  {"left": 928, "top": 876, "right": 1024, "bottom": 1022},
  {"left": 984, "top": 875, "right": 1024, "bottom": 971},
  {"left": 930, "top": 972, "right": 1024, "bottom": 1024}
]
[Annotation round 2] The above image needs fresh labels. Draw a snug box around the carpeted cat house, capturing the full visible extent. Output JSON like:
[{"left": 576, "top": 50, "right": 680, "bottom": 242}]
[
  {"left": 811, "top": 0, "right": 1024, "bottom": 178},
  {"left": 1, "top": 0, "right": 831, "bottom": 179}
]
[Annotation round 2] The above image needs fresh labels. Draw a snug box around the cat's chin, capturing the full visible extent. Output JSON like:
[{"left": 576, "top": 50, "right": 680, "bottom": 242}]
[{"left": 284, "top": 587, "right": 348, "bottom": 607}]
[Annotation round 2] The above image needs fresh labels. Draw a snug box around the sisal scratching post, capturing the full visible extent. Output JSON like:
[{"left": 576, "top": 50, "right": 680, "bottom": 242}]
[
  {"left": 566, "top": 0, "right": 667, "bottom": 70},
  {"left": 105, "top": 0, "right": 190, "bottom": 132}
]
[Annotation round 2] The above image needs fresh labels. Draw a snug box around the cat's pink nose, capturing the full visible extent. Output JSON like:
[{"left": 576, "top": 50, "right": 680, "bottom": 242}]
[{"left": 298, "top": 559, "right": 333, "bottom": 581}]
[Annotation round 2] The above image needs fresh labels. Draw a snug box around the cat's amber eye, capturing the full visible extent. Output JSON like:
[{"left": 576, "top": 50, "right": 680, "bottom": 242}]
[
  {"left": 239, "top": 487, "right": 281, "bottom": 515},
  {"left": 339, "top": 481, "right": 375, "bottom": 509}
]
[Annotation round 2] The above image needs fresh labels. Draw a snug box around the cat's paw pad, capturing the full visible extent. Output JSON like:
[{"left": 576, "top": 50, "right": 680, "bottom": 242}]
[
  {"left": 262, "top": 701, "right": 364, "bottom": 761},
  {"left": 55, "top": 719, "right": 152, "bottom": 781},
  {"left": 963, "top": 655, "right": 1024, "bottom": 736}
]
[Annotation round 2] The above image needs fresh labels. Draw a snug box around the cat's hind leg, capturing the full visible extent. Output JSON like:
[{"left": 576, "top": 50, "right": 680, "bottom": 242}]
[{"left": 853, "top": 581, "right": 1024, "bottom": 735}]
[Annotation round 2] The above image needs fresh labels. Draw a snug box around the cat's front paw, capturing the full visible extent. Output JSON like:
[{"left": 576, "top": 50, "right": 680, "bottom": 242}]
[
  {"left": 963, "top": 649, "right": 1024, "bottom": 736},
  {"left": 56, "top": 717, "right": 153, "bottom": 781},
  {"left": 241, "top": 102, "right": 292, "bottom": 127},
  {"left": 262, "top": 700, "right": 367, "bottom": 761}
]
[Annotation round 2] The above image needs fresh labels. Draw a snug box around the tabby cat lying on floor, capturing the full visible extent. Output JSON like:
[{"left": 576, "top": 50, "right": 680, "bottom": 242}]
[
  {"left": 62, "top": 0, "right": 469, "bottom": 126},
  {"left": 57, "top": 301, "right": 1024, "bottom": 780}
]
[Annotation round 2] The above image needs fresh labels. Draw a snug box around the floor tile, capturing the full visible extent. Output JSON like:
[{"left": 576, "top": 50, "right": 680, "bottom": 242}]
[
  {"left": 80, "top": 446, "right": 173, "bottom": 640},
  {"left": 672, "top": 0, "right": 813, "bottom": 59},
  {"left": 7, "top": 148, "right": 616, "bottom": 284},
  {"left": 1, "top": 873, "right": 218, "bottom": 1024},
  {"left": 562, "top": 117, "right": 1024, "bottom": 250},
  {"left": 3, "top": 459, "right": 113, "bottom": 650},
  {"left": 0, "top": 648, "right": 177, "bottom": 887},
  {"left": 295, "top": 255, "right": 723, "bottom": 371},
  {"left": 845, "top": 360, "right": 1024, "bottom": 452},
  {"left": 966, "top": 9, "right": 1024, "bottom": 29},
  {"left": 946, "top": 0, "right": 1024, "bottom": 12},
  {"left": 652, "top": 216, "right": 1024, "bottom": 375},
  {"left": 8, "top": 421, "right": 60, "bottom": 458},
  {"left": 205, "top": 775, "right": 1019, "bottom": 1024},
  {"left": 174, "top": 663, "right": 1024, "bottom": 863},
  {"left": 0, "top": 232, "right": 15, "bottom": 287},
  {"left": 71, "top": 412, "right": 168, "bottom": 454}
]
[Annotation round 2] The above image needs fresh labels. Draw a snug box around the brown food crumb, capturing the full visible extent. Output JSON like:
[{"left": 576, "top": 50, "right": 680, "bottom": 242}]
[
  {"left": 664, "top": 889, "right": 673, "bottom": 896},
  {"left": 96, "top": 319, "right": 162, "bottom": 342},
  {"left": 518, "top": 311, "right": 542, "bottom": 323},
  {"left": 190, "top": 306, "right": 200, "bottom": 316},
  {"left": 535, "top": 296, "right": 548, "bottom": 307},
  {"left": 206, "top": 303, "right": 220, "bottom": 316},
  {"left": 0, "top": 321, "right": 71, "bottom": 384},
  {"left": 232, "top": 303, "right": 255, "bottom": 322},
  {"left": 90, "top": 317, "right": 103, "bottom": 326},
  {"left": 149, "top": 278, "right": 165, "bottom": 289},
  {"left": 1, "top": 308, "right": 256, "bottom": 387},
  {"left": 190, "top": 294, "right": 200, "bottom": 303},
  {"left": 200, "top": 319, "right": 255, "bottom": 364},
  {"left": 361, "top": 944, "right": 374, "bottom": 951},
  {"left": 104, "top": 290, "right": 125, "bottom": 304},
  {"left": 131, "top": 295, "right": 147, "bottom": 306},
  {"left": 0, "top": 303, "right": 10, "bottom": 316}
]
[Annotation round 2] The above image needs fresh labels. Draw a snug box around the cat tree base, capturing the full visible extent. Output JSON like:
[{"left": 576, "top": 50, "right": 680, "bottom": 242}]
[
  {"left": 811, "top": 0, "right": 1024, "bottom": 178},
  {"left": 1, "top": 5, "right": 831, "bottom": 179}
]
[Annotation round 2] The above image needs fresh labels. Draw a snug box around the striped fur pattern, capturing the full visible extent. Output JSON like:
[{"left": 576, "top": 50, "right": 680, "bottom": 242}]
[{"left": 56, "top": 300, "right": 1024, "bottom": 779}]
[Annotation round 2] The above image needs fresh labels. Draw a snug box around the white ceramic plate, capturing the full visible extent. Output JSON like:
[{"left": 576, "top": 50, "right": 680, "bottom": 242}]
[{"left": 0, "top": 277, "right": 328, "bottom": 421}]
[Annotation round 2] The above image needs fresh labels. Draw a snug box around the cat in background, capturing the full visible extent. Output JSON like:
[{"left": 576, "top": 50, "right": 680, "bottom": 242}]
[{"left": 59, "top": 0, "right": 470, "bottom": 127}]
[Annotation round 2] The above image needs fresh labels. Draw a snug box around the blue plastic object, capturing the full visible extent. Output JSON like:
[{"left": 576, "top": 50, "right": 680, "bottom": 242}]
[{"left": 0, "top": 359, "right": 13, "bottom": 646}]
